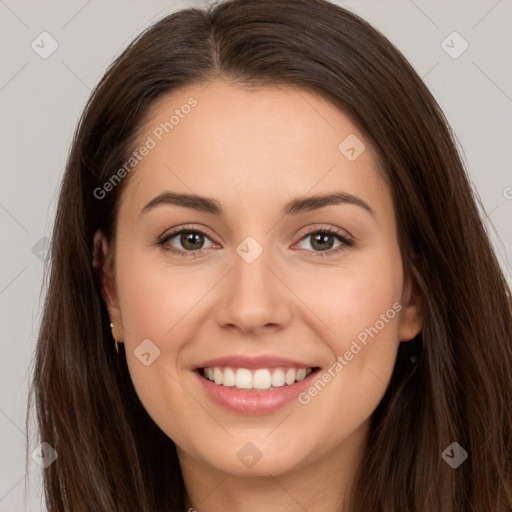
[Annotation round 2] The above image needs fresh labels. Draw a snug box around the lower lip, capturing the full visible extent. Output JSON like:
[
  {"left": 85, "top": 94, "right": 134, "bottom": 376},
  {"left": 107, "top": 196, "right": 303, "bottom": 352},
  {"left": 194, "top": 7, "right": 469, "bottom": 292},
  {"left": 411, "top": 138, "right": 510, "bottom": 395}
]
[{"left": 195, "top": 369, "right": 319, "bottom": 415}]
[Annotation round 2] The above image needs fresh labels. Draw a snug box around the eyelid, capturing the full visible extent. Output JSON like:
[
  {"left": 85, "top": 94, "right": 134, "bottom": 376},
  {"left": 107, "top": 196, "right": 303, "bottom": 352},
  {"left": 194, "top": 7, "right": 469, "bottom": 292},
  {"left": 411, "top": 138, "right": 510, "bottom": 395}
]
[
  {"left": 292, "top": 225, "right": 354, "bottom": 257},
  {"left": 296, "top": 224, "right": 354, "bottom": 242},
  {"left": 159, "top": 223, "right": 218, "bottom": 242},
  {"left": 157, "top": 224, "right": 219, "bottom": 254}
]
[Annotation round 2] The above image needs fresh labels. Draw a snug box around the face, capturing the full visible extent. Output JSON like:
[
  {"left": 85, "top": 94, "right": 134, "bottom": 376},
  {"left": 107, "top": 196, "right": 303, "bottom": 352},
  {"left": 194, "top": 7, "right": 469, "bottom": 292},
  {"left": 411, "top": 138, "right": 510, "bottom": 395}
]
[{"left": 98, "top": 79, "right": 423, "bottom": 479}]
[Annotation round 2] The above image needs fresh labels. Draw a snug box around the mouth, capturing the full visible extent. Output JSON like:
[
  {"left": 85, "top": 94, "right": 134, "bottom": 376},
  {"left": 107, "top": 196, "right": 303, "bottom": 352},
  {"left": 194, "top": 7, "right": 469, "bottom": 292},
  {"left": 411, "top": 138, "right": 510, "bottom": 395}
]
[
  {"left": 194, "top": 363, "right": 321, "bottom": 414},
  {"left": 198, "top": 366, "right": 318, "bottom": 391}
]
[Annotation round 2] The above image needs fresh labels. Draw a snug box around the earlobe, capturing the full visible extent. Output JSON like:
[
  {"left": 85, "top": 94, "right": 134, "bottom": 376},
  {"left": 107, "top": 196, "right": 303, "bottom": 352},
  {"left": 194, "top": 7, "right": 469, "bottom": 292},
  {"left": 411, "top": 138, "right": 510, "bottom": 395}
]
[
  {"left": 399, "top": 266, "right": 425, "bottom": 342},
  {"left": 93, "top": 230, "right": 124, "bottom": 342}
]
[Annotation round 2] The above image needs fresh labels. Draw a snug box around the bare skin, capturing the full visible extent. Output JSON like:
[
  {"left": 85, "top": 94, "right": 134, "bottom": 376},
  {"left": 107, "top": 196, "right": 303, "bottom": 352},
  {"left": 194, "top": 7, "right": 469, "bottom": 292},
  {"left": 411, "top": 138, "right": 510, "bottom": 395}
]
[{"left": 96, "top": 78, "right": 424, "bottom": 512}]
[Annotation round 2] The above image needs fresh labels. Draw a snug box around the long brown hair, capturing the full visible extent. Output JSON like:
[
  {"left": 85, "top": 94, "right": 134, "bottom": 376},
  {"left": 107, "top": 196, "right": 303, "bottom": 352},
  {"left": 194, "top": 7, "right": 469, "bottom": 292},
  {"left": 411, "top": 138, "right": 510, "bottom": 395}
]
[{"left": 28, "top": 0, "right": 512, "bottom": 510}]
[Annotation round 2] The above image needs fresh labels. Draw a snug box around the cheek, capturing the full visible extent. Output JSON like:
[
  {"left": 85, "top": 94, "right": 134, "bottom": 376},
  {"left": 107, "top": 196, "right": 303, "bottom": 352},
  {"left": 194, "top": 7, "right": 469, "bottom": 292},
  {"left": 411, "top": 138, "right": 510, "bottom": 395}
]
[
  {"left": 289, "top": 244, "right": 404, "bottom": 351},
  {"left": 114, "top": 250, "right": 224, "bottom": 432},
  {"left": 293, "top": 248, "right": 404, "bottom": 437},
  {"left": 115, "top": 251, "right": 210, "bottom": 443},
  {"left": 115, "top": 249, "right": 211, "bottom": 342},
  {"left": 296, "top": 312, "right": 400, "bottom": 445}
]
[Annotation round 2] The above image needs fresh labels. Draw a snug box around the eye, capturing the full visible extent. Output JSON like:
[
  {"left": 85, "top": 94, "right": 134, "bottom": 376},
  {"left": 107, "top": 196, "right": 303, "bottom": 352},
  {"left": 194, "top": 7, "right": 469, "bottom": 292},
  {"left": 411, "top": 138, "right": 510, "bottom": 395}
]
[
  {"left": 157, "top": 226, "right": 217, "bottom": 257},
  {"left": 294, "top": 227, "right": 354, "bottom": 257}
]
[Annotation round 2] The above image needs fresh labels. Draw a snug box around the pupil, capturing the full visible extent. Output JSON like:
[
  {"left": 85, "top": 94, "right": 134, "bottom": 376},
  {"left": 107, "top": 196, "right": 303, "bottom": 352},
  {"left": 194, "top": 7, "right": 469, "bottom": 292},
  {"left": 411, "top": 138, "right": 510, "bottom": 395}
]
[
  {"left": 313, "top": 233, "right": 333, "bottom": 250},
  {"left": 182, "top": 232, "right": 202, "bottom": 249}
]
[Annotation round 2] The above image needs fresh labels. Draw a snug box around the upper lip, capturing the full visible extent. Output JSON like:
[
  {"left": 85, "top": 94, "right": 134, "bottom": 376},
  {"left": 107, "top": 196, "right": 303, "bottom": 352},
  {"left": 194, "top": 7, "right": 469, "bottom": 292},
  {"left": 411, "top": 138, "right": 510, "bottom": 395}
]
[{"left": 192, "top": 355, "right": 317, "bottom": 370}]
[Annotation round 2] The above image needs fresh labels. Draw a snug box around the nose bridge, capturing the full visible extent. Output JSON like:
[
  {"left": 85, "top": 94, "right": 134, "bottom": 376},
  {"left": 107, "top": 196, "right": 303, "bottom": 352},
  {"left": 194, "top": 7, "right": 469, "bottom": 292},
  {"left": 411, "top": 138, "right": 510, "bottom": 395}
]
[
  {"left": 215, "top": 233, "right": 292, "bottom": 332},
  {"left": 234, "top": 235, "right": 273, "bottom": 291}
]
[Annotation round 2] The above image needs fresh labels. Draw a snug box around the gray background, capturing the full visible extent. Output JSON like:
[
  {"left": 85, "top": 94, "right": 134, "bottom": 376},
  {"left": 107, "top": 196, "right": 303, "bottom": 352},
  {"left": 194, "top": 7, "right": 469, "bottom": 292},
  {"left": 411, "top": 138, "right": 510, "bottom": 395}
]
[{"left": 1, "top": 0, "right": 511, "bottom": 510}]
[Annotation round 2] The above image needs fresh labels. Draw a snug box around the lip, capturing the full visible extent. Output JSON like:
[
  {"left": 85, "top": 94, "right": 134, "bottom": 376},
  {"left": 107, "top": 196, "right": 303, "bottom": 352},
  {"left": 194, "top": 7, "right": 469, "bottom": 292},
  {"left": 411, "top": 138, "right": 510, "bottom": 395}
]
[
  {"left": 193, "top": 363, "right": 320, "bottom": 415},
  {"left": 192, "top": 355, "right": 315, "bottom": 370}
]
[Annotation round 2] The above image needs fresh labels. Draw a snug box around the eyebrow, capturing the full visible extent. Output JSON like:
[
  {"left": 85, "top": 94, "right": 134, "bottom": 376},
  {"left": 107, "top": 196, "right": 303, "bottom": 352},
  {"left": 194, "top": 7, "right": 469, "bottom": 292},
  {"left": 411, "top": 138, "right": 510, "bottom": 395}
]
[{"left": 140, "top": 191, "right": 375, "bottom": 217}]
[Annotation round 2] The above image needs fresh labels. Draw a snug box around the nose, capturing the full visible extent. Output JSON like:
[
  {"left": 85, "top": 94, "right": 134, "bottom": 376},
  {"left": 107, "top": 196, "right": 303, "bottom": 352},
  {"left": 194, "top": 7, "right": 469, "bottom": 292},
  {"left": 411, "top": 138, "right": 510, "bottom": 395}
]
[{"left": 214, "top": 243, "right": 293, "bottom": 335}]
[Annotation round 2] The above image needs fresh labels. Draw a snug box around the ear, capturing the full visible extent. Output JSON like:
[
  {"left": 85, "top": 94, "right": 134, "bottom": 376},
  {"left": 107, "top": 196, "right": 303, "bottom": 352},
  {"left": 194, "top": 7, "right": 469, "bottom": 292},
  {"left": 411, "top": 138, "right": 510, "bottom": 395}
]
[
  {"left": 399, "top": 265, "right": 425, "bottom": 342},
  {"left": 93, "top": 230, "right": 124, "bottom": 344}
]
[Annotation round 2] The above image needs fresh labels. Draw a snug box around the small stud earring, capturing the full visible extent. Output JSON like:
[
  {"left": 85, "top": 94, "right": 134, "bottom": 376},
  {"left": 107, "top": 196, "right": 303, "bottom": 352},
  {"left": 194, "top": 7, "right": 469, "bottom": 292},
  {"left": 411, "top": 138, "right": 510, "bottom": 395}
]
[{"left": 110, "top": 322, "right": 119, "bottom": 354}]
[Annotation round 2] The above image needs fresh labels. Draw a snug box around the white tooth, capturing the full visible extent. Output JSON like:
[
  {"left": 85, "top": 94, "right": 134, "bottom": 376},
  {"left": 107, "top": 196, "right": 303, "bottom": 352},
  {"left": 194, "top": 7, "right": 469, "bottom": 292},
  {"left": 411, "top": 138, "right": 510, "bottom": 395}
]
[
  {"left": 284, "top": 368, "right": 297, "bottom": 385},
  {"left": 253, "top": 369, "right": 272, "bottom": 390},
  {"left": 213, "top": 367, "right": 223, "bottom": 385},
  {"left": 235, "top": 368, "right": 253, "bottom": 389},
  {"left": 306, "top": 368, "right": 312, "bottom": 376},
  {"left": 223, "top": 367, "right": 235, "bottom": 387},
  {"left": 271, "top": 368, "right": 285, "bottom": 387},
  {"left": 296, "top": 368, "right": 307, "bottom": 381},
  {"left": 207, "top": 368, "right": 214, "bottom": 381}
]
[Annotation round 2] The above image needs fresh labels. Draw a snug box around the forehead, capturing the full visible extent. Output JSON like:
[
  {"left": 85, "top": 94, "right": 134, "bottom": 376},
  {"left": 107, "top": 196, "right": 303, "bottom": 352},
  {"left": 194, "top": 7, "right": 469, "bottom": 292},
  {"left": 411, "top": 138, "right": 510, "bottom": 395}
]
[{"left": 119, "top": 79, "right": 390, "bottom": 222}]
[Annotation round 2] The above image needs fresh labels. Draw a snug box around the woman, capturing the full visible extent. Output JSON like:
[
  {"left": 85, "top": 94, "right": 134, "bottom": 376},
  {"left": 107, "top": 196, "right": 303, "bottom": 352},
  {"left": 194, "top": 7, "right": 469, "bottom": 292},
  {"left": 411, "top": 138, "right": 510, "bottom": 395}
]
[{"left": 29, "top": 0, "right": 512, "bottom": 510}]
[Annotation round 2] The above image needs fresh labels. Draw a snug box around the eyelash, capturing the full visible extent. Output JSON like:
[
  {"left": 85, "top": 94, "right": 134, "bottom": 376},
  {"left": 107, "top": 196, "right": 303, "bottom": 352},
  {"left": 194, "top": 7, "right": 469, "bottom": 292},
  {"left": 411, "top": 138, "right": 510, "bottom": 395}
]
[{"left": 157, "top": 225, "right": 354, "bottom": 259}]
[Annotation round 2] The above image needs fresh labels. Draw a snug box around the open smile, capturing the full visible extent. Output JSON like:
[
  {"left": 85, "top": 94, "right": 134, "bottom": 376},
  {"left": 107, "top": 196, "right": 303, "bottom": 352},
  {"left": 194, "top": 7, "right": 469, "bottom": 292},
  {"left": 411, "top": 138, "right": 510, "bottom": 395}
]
[{"left": 193, "top": 359, "right": 321, "bottom": 414}]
